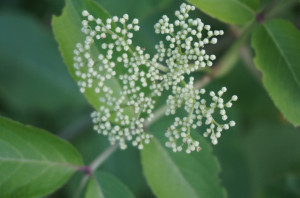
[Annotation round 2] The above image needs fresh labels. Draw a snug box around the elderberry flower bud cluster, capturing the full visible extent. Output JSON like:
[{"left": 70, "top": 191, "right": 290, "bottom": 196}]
[
  {"left": 73, "top": 3, "right": 237, "bottom": 153},
  {"left": 166, "top": 78, "right": 237, "bottom": 153},
  {"left": 153, "top": 3, "right": 223, "bottom": 90}
]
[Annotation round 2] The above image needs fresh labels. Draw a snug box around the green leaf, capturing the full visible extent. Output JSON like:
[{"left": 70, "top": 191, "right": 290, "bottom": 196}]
[
  {"left": 63, "top": 130, "right": 151, "bottom": 198},
  {"left": 252, "top": 19, "right": 300, "bottom": 126},
  {"left": 0, "top": 116, "right": 83, "bottom": 198},
  {"left": 52, "top": 0, "right": 124, "bottom": 111},
  {"left": 85, "top": 171, "right": 136, "bottom": 198},
  {"left": 95, "top": 0, "right": 172, "bottom": 20},
  {"left": 141, "top": 117, "right": 226, "bottom": 198},
  {"left": 187, "top": 0, "right": 258, "bottom": 24}
]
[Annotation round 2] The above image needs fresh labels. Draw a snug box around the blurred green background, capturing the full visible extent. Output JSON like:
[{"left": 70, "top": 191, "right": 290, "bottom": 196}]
[{"left": 0, "top": 0, "right": 300, "bottom": 197}]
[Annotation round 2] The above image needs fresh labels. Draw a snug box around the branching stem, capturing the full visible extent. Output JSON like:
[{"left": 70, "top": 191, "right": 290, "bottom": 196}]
[
  {"left": 75, "top": 143, "right": 119, "bottom": 197},
  {"left": 90, "top": 143, "right": 119, "bottom": 171}
]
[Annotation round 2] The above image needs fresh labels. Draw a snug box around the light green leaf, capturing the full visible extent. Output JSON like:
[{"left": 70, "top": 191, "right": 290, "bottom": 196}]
[
  {"left": 187, "top": 0, "right": 258, "bottom": 24},
  {"left": 141, "top": 117, "right": 226, "bottom": 198},
  {"left": 52, "top": 0, "right": 123, "bottom": 111},
  {"left": 252, "top": 19, "right": 300, "bottom": 126},
  {"left": 85, "top": 171, "right": 136, "bottom": 198},
  {"left": 95, "top": 0, "right": 172, "bottom": 20},
  {"left": 0, "top": 116, "right": 83, "bottom": 198}
]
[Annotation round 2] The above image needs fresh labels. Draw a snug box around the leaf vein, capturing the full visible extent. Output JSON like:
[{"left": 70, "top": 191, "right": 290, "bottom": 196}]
[{"left": 264, "top": 24, "right": 300, "bottom": 91}]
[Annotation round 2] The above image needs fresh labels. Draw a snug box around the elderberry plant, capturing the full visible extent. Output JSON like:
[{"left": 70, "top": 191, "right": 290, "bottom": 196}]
[{"left": 73, "top": 3, "right": 237, "bottom": 153}]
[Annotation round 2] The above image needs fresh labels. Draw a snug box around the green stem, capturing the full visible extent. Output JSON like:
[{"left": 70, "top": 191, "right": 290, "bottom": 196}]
[
  {"left": 156, "top": 62, "right": 170, "bottom": 73},
  {"left": 145, "top": 105, "right": 168, "bottom": 127},
  {"left": 75, "top": 144, "right": 119, "bottom": 198},
  {"left": 90, "top": 143, "right": 119, "bottom": 171},
  {"left": 75, "top": 175, "right": 89, "bottom": 198},
  {"left": 213, "top": 20, "right": 256, "bottom": 79},
  {"left": 59, "top": 113, "right": 91, "bottom": 140}
]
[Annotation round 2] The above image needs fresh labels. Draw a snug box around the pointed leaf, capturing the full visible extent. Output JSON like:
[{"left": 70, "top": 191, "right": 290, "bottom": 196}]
[
  {"left": 252, "top": 19, "right": 300, "bottom": 126},
  {"left": 141, "top": 117, "right": 226, "bottom": 198},
  {"left": 187, "top": 0, "right": 258, "bottom": 24},
  {"left": 85, "top": 171, "right": 135, "bottom": 198},
  {"left": 0, "top": 116, "right": 83, "bottom": 198}
]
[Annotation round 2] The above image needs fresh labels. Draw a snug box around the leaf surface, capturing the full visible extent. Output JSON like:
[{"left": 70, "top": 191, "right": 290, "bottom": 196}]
[
  {"left": 252, "top": 19, "right": 300, "bottom": 126},
  {"left": 85, "top": 171, "right": 136, "bottom": 198},
  {"left": 52, "top": 0, "right": 123, "bottom": 111},
  {"left": 187, "top": 0, "right": 258, "bottom": 24},
  {"left": 141, "top": 118, "right": 226, "bottom": 198},
  {"left": 0, "top": 116, "right": 83, "bottom": 198}
]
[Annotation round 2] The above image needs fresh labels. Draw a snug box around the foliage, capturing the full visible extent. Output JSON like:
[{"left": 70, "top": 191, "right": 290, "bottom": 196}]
[
  {"left": 252, "top": 19, "right": 300, "bottom": 126},
  {"left": 187, "top": 0, "right": 259, "bottom": 24},
  {"left": 0, "top": 116, "right": 82, "bottom": 198},
  {"left": 85, "top": 171, "right": 136, "bottom": 198},
  {"left": 141, "top": 116, "right": 226, "bottom": 198}
]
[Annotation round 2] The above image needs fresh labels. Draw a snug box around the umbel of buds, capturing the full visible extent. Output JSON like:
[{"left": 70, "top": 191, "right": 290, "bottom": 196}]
[{"left": 73, "top": 3, "right": 237, "bottom": 153}]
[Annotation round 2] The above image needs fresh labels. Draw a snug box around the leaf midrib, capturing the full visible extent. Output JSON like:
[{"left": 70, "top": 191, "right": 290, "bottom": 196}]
[
  {"left": 263, "top": 24, "right": 300, "bottom": 91},
  {"left": 0, "top": 156, "right": 77, "bottom": 169},
  {"left": 154, "top": 138, "right": 199, "bottom": 198},
  {"left": 1, "top": 164, "right": 52, "bottom": 195},
  {"left": 0, "top": 130, "right": 74, "bottom": 168},
  {"left": 92, "top": 177, "right": 105, "bottom": 198}
]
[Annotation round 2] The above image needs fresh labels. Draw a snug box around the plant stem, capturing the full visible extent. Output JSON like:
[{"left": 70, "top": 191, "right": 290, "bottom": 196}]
[
  {"left": 75, "top": 144, "right": 119, "bottom": 198},
  {"left": 145, "top": 105, "right": 168, "bottom": 127},
  {"left": 90, "top": 143, "right": 119, "bottom": 171},
  {"left": 74, "top": 175, "right": 89, "bottom": 198},
  {"left": 214, "top": 21, "right": 255, "bottom": 79},
  {"left": 59, "top": 113, "right": 91, "bottom": 141},
  {"left": 156, "top": 63, "right": 169, "bottom": 73},
  {"left": 147, "top": 20, "right": 256, "bottom": 127}
]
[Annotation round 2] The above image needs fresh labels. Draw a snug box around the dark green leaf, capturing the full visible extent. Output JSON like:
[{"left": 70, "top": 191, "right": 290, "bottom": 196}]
[
  {"left": 0, "top": 116, "right": 83, "bottom": 198},
  {"left": 252, "top": 19, "right": 300, "bottom": 126},
  {"left": 141, "top": 117, "right": 226, "bottom": 198},
  {"left": 187, "top": 0, "right": 258, "bottom": 24},
  {"left": 85, "top": 171, "right": 136, "bottom": 198},
  {"left": 95, "top": 0, "right": 172, "bottom": 20}
]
